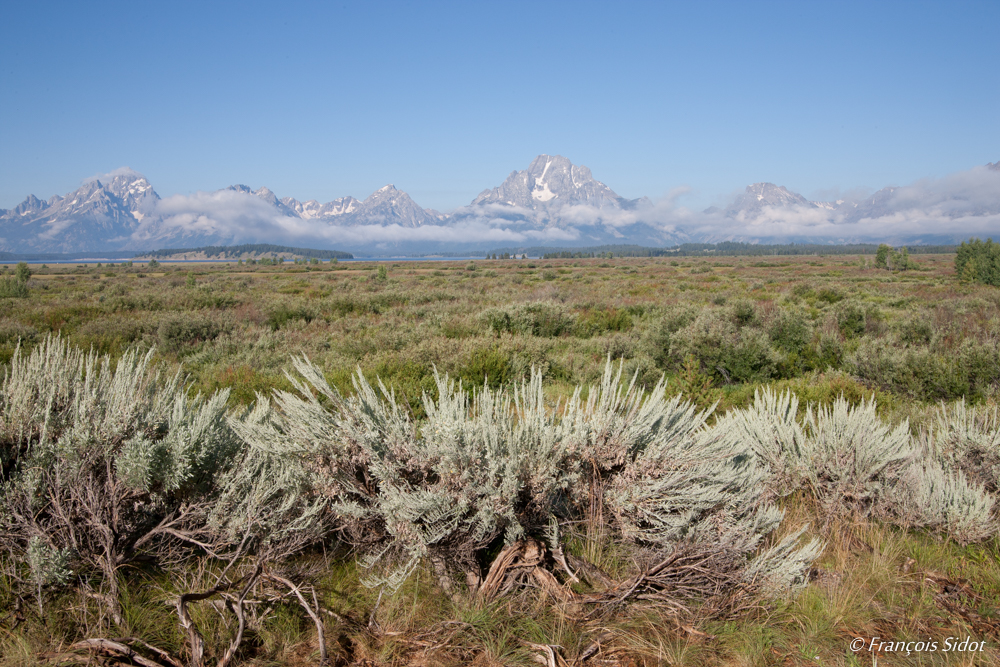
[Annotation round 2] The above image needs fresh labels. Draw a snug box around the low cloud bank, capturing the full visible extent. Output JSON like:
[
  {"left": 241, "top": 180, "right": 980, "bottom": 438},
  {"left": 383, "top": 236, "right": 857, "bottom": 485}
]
[{"left": 128, "top": 165, "right": 1000, "bottom": 250}]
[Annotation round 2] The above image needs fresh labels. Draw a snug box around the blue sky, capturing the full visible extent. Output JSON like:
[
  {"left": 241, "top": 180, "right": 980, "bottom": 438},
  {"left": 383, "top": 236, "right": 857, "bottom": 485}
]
[{"left": 1, "top": 0, "right": 998, "bottom": 212}]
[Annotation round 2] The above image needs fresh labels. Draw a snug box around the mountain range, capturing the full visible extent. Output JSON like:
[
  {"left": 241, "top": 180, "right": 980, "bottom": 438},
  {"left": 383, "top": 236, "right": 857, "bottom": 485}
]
[{"left": 2, "top": 156, "right": 999, "bottom": 255}]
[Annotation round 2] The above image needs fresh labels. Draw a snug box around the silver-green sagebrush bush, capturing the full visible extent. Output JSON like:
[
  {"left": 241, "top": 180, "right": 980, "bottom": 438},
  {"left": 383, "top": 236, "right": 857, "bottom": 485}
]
[
  {"left": 0, "top": 336, "right": 238, "bottom": 620},
  {"left": 560, "top": 364, "right": 820, "bottom": 592},
  {"left": 235, "top": 355, "right": 578, "bottom": 590},
  {"left": 721, "top": 389, "right": 1000, "bottom": 544},
  {"left": 929, "top": 399, "right": 1000, "bottom": 492},
  {"left": 713, "top": 388, "right": 808, "bottom": 497},
  {"left": 802, "top": 396, "right": 914, "bottom": 514},
  {"left": 898, "top": 461, "right": 996, "bottom": 544},
  {"left": 888, "top": 399, "right": 1000, "bottom": 544},
  {"left": 238, "top": 356, "right": 821, "bottom": 597}
]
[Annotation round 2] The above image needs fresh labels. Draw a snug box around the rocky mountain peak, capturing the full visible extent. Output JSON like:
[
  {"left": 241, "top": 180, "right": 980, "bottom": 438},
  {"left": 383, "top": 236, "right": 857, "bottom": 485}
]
[
  {"left": 100, "top": 170, "right": 158, "bottom": 211},
  {"left": 356, "top": 184, "right": 437, "bottom": 227},
  {"left": 14, "top": 194, "right": 48, "bottom": 216},
  {"left": 472, "top": 154, "right": 628, "bottom": 208},
  {"left": 364, "top": 185, "right": 403, "bottom": 204},
  {"left": 725, "top": 182, "right": 813, "bottom": 218}
]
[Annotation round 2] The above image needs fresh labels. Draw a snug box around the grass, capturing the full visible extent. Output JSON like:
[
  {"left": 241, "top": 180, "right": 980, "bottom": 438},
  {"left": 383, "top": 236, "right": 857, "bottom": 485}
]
[{"left": 2, "top": 254, "right": 999, "bottom": 665}]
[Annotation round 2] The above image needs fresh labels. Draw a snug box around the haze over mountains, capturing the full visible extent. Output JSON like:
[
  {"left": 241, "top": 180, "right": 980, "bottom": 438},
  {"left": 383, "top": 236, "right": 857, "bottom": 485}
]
[{"left": 2, "top": 156, "right": 999, "bottom": 255}]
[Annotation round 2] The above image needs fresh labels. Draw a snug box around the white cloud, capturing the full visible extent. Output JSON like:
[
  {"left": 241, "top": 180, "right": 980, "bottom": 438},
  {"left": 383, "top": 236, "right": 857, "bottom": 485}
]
[{"left": 124, "top": 164, "right": 1000, "bottom": 251}]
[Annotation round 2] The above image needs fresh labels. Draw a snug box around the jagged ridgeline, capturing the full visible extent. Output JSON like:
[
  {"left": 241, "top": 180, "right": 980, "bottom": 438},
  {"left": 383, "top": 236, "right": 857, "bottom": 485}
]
[
  {"left": 140, "top": 243, "right": 354, "bottom": 260},
  {"left": 3, "top": 337, "right": 999, "bottom": 665}
]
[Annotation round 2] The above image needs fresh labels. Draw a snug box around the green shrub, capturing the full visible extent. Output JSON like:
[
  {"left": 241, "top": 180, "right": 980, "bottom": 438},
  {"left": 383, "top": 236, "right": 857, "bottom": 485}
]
[
  {"left": 647, "top": 307, "right": 698, "bottom": 368},
  {"left": 846, "top": 338, "right": 1000, "bottom": 402},
  {"left": 889, "top": 247, "right": 919, "bottom": 271},
  {"left": 461, "top": 346, "right": 513, "bottom": 388},
  {"left": 575, "top": 307, "right": 633, "bottom": 337},
  {"left": 0, "top": 277, "right": 29, "bottom": 298},
  {"left": 75, "top": 316, "right": 147, "bottom": 356},
  {"left": 956, "top": 237, "right": 1000, "bottom": 286},
  {"left": 158, "top": 314, "right": 222, "bottom": 351},
  {"left": 731, "top": 299, "right": 758, "bottom": 327},
  {"left": 481, "top": 302, "right": 575, "bottom": 337},
  {"left": 14, "top": 261, "right": 31, "bottom": 283},
  {"left": 0, "top": 320, "right": 39, "bottom": 346},
  {"left": 768, "top": 309, "right": 811, "bottom": 353},
  {"left": 814, "top": 287, "right": 843, "bottom": 305},
  {"left": 836, "top": 302, "right": 870, "bottom": 338},
  {"left": 875, "top": 243, "right": 890, "bottom": 269},
  {"left": 895, "top": 314, "right": 933, "bottom": 345},
  {"left": 266, "top": 304, "right": 314, "bottom": 330},
  {"left": 669, "top": 312, "right": 780, "bottom": 384}
]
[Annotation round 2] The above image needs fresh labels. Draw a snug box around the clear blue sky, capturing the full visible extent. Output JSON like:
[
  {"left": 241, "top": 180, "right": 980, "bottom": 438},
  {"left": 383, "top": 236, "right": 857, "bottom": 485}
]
[{"left": 2, "top": 0, "right": 998, "bottom": 211}]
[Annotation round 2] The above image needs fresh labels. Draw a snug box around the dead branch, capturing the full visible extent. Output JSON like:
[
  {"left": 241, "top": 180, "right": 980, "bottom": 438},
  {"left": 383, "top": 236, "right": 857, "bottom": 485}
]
[
  {"left": 57, "top": 638, "right": 177, "bottom": 667},
  {"left": 263, "top": 571, "right": 328, "bottom": 665}
]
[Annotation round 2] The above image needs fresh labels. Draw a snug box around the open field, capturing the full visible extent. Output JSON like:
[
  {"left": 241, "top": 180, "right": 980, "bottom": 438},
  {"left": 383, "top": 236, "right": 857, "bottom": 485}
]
[
  {"left": 3, "top": 253, "right": 998, "bottom": 413},
  {"left": 2, "top": 253, "right": 1000, "bottom": 666}
]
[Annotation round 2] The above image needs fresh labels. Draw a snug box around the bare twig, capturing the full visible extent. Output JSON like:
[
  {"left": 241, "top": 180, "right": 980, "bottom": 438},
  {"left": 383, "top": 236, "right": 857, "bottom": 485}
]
[
  {"left": 263, "top": 571, "right": 328, "bottom": 665},
  {"left": 61, "top": 638, "right": 172, "bottom": 667}
]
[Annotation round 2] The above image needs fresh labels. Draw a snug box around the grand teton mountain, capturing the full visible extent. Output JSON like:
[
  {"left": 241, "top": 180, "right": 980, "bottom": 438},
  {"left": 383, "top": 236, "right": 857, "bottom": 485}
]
[{"left": 2, "top": 157, "right": 999, "bottom": 254}]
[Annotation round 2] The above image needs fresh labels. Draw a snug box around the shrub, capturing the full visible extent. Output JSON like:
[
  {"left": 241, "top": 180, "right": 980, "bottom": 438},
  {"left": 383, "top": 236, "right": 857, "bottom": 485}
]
[
  {"left": 158, "top": 314, "right": 222, "bottom": 350},
  {"left": 714, "top": 389, "right": 807, "bottom": 496},
  {"left": 266, "top": 304, "right": 314, "bottom": 330},
  {"left": 768, "top": 309, "right": 812, "bottom": 353},
  {"left": 731, "top": 299, "right": 758, "bottom": 327},
  {"left": 955, "top": 237, "right": 1000, "bottom": 286},
  {"left": 846, "top": 338, "right": 1000, "bottom": 402},
  {"left": 895, "top": 314, "right": 933, "bottom": 345},
  {"left": 461, "top": 346, "right": 513, "bottom": 388},
  {"left": 14, "top": 261, "right": 31, "bottom": 283},
  {"left": 0, "top": 320, "right": 38, "bottom": 346},
  {"left": 568, "top": 363, "right": 821, "bottom": 594},
  {"left": 575, "top": 307, "right": 633, "bottom": 337},
  {"left": 897, "top": 462, "right": 996, "bottom": 544},
  {"left": 888, "top": 247, "right": 919, "bottom": 271},
  {"left": 480, "top": 302, "right": 575, "bottom": 338},
  {"left": 836, "top": 302, "right": 868, "bottom": 337},
  {"left": 0, "top": 277, "right": 29, "bottom": 298},
  {"left": 875, "top": 243, "right": 890, "bottom": 269},
  {"left": 802, "top": 396, "right": 914, "bottom": 516},
  {"left": 230, "top": 358, "right": 819, "bottom": 601},
  {"left": 815, "top": 288, "right": 844, "bottom": 305},
  {"left": 0, "top": 337, "right": 237, "bottom": 622},
  {"left": 669, "top": 311, "right": 780, "bottom": 384},
  {"left": 928, "top": 400, "right": 1000, "bottom": 493}
]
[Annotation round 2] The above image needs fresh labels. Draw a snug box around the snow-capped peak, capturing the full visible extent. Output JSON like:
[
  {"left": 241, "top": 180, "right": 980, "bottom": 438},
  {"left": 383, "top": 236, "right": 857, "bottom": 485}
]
[{"left": 472, "top": 154, "right": 633, "bottom": 209}]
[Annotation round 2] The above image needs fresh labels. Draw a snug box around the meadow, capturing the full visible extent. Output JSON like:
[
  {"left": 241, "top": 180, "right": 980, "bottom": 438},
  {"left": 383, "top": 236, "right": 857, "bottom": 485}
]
[{"left": 1, "top": 252, "right": 999, "bottom": 666}]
